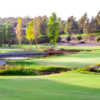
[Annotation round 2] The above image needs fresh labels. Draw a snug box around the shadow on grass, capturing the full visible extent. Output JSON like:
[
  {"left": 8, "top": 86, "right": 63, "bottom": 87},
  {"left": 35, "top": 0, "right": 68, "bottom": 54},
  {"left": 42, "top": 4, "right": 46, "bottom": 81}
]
[
  {"left": 8, "top": 60, "right": 39, "bottom": 66},
  {"left": 0, "top": 78, "right": 100, "bottom": 100}
]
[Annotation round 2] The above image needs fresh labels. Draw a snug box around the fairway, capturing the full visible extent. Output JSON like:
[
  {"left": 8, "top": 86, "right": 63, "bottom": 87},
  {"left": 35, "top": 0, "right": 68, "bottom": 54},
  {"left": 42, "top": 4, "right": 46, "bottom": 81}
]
[
  {"left": 2, "top": 46, "right": 100, "bottom": 68},
  {"left": 0, "top": 72, "right": 100, "bottom": 100},
  {"left": 1, "top": 46, "right": 100, "bottom": 100},
  {"left": 21, "top": 47, "right": 100, "bottom": 68}
]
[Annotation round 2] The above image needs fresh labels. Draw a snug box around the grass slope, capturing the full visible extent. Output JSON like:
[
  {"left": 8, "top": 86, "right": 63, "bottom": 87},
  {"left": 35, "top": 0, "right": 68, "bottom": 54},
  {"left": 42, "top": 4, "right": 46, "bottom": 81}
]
[
  {"left": 0, "top": 72, "right": 100, "bottom": 100},
  {"left": 8, "top": 49, "right": 100, "bottom": 68}
]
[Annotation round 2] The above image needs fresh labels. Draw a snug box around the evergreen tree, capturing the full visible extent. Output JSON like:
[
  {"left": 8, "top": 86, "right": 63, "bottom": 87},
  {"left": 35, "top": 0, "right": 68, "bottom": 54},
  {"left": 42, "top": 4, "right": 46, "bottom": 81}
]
[{"left": 47, "top": 13, "right": 59, "bottom": 47}]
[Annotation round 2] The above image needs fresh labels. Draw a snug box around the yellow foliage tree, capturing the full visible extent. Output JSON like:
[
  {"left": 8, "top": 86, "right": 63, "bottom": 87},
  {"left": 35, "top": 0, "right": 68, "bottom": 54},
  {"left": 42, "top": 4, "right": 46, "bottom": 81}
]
[
  {"left": 16, "top": 17, "right": 23, "bottom": 44},
  {"left": 26, "top": 19, "right": 35, "bottom": 44}
]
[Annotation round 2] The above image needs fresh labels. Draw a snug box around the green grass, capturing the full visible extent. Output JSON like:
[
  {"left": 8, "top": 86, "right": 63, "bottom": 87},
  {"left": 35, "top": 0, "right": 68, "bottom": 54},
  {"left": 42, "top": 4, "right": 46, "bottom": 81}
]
[
  {"left": 1, "top": 45, "right": 100, "bottom": 99},
  {"left": 0, "top": 48, "right": 23, "bottom": 53},
  {"left": 4, "top": 45, "right": 100, "bottom": 68},
  {"left": 9, "top": 50, "right": 100, "bottom": 68},
  {"left": 60, "top": 33, "right": 88, "bottom": 38},
  {"left": 0, "top": 72, "right": 100, "bottom": 100}
]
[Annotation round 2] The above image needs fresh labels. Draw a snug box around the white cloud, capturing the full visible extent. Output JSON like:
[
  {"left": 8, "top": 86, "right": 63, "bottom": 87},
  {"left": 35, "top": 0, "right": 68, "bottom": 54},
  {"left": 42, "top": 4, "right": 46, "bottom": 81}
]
[{"left": 0, "top": 0, "right": 100, "bottom": 19}]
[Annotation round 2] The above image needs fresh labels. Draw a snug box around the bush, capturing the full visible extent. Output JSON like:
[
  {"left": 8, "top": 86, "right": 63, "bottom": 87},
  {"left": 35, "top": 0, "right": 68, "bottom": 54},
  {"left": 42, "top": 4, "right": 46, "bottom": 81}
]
[
  {"left": 57, "top": 37, "right": 61, "bottom": 42},
  {"left": 73, "top": 64, "right": 100, "bottom": 74},
  {"left": 77, "top": 35, "right": 82, "bottom": 40},
  {"left": 0, "top": 65, "right": 70, "bottom": 75},
  {"left": 0, "top": 65, "right": 36, "bottom": 75},
  {"left": 66, "top": 36, "right": 71, "bottom": 42},
  {"left": 96, "top": 37, "right": 100, "bottom": 42},
  {"left": 81, "top": 33, "right": 88, "bottom": 37}
]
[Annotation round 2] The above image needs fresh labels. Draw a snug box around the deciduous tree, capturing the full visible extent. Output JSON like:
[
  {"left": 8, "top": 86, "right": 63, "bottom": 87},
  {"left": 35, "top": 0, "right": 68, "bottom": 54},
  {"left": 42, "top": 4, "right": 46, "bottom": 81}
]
[
  {"left": 26, "top": 19, "right": 34, "bottom": 44},
  {"left": 16, "top": 17, "right": 23, "bottom": 44}
]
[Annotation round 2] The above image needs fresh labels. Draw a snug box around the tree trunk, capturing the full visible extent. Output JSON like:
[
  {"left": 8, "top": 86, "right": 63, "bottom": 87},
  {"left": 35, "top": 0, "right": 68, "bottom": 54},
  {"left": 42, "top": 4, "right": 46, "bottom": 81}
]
[{"left": 34, "top": 37, "right": 38, "bottom": 49}]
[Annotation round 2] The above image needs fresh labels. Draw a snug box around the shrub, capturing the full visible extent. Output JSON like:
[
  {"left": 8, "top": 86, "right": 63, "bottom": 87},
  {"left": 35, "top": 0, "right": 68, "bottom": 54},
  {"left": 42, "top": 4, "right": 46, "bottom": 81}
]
[
  {"left": 73, "top": 64, "right": 100, "bottom": 74},
  {"left": 0, "top": 65, "right": 70, "bottom": 75},
  {"left": 0, "top": 65, "right": 36, "bottom": 75},
  {"left": 86, "top": 64, "right": 100, "bottom": 72},
  {"left": 57, "top": 37, "right": 61, "bottom": 42},
  {"left": 77, "top": 35, "right": 82, "bottom": 40},
  {"left": 66, "top": 36, "right": 71, "bottom": 42},
  {"left": 96, "top": 37, "right": 100, "bottom": 42}
]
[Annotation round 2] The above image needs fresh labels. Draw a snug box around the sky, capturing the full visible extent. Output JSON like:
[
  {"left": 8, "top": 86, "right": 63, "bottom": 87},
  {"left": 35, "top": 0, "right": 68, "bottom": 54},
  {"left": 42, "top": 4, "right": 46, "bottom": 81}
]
[{"left": 0, "top": 0, "right": 100, "bottom": 20}]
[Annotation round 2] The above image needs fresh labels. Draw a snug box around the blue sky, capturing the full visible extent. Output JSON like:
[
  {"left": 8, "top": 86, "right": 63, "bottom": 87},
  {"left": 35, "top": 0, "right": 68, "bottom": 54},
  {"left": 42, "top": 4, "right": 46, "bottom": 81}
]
[{"left": 1, "top": 0, "right": 100, "bottom": 19}]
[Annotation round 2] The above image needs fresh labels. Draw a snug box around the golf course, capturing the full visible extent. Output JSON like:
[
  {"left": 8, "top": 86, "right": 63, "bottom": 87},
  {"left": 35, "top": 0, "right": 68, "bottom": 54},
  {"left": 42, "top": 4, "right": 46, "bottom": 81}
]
[{"left": 0, "top": 45, "right": 100, "bottom": 100}]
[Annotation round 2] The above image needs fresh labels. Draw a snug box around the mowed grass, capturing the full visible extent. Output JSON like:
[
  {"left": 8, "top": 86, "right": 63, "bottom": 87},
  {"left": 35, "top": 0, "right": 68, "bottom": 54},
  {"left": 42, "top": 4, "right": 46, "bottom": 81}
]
[
  {"left": 0, "top": 48, "right": 23, "bottom": 53},
  {"left": 0, "top": 72, "right": 100, "bottom": 100},
  {"left": 4, "top": 45, "right": 100, "bottom": 68},
  {"left": 1, "top": 46, "right": 100, "bottom": 100},
  {"left": 32, "top": 51, "right": 100, "bottom": 68}
]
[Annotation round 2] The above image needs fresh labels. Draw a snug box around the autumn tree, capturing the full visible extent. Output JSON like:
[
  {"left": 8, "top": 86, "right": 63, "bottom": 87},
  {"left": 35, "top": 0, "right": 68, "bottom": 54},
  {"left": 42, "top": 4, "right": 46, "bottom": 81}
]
[
  {"left": 16, "top": 17, "right": 23, "bottom": 44},
  {"left": 47, "top": 13, "right": 59, "bottom": 47},
  {"left": 26, "top": 19, "right": 34, "bottom": 44}
]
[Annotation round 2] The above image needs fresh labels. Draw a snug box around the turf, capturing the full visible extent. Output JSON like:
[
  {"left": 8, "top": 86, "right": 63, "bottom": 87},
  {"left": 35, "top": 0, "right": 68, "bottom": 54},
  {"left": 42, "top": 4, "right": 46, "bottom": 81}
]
[
  {"left": 3, "top": 45, "right": 100, "bottom": 68},
  {"left": 0, "top": 72, "right": 100, "bottom": 100},
  {"left": 0, "top": 45, "right": 100, "bottom": 100}
]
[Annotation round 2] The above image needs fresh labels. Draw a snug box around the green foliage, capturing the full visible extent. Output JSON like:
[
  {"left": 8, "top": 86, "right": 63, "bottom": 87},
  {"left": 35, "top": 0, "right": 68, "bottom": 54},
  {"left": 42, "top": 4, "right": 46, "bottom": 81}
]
[
  {"left": 0, "top": 23, "right": 5, "bottom": 46},
  {"left": 47, "top": 13, "right": 59, "bottom": 47},
  {"left": 75, "top": 34, "right": 82, "bottom": 40},
  {"left": 4, "top": 22, "right": 13, "bottom": 45},
  {"left": 0, "top": 64, "right": 68, "bottom": 75},
  {"left": 64, "top": 22, "right": 69, "bottom": 34},
  {"left": 0, "top": 65, "right": 36, "bottom": 75}
]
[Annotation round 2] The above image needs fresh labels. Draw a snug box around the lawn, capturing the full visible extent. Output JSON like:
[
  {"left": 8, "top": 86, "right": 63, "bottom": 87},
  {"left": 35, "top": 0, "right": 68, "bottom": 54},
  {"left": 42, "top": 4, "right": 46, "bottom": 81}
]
[
  {"left": 7, "top": 45, "right": 100, "bottom": 68},
  {"left": 0, "top": 45, "right": 100, "bottom": 100},
  {"left": 0, "top": 72, "right": 100, "bottom": 100}
]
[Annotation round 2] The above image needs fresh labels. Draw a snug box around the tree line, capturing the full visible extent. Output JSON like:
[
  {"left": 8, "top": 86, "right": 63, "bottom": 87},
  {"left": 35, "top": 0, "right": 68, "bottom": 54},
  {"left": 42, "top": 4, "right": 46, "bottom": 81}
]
[{"left": 1, "top": 11, "right": 100, "bottom": 47}]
